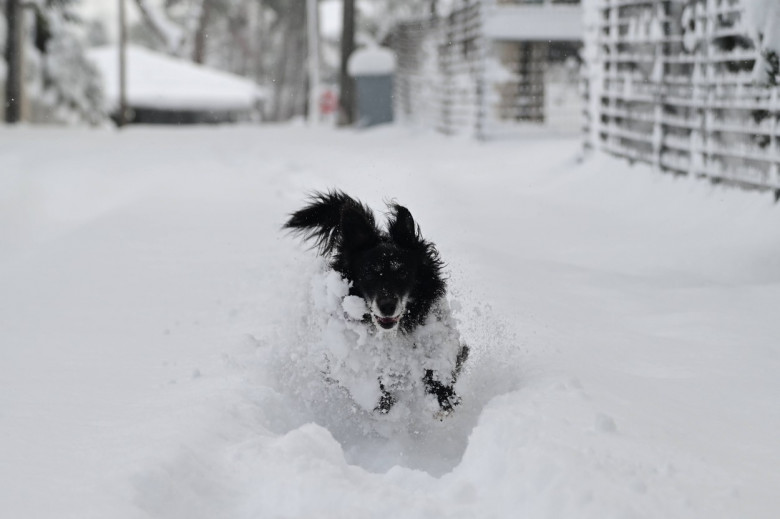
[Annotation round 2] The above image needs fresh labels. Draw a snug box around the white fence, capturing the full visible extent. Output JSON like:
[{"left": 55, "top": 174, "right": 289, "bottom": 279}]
[
  {"left": 584, "top": 0, "right": 780, "bottom": 193},
  {"left": 393, "top": 2, "right": 487, "bottom": 137}
]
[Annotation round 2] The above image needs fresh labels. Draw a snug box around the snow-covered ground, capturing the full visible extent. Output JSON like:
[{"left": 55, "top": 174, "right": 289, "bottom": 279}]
[{"left": 1, "top": 124, "right": 779, "bottom": 518}]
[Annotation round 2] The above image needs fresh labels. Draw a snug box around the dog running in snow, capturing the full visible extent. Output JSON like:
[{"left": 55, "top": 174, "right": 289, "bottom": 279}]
[{"left": 284, "top": 190, "right": 468, "bottom": 415}]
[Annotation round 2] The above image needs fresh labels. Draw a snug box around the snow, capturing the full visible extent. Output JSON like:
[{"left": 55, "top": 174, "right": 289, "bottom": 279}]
[
  {"left": 132, "top": 0, "right": 185, "bottom": 54},
  {"left": 88, "top": 45, "right": 265, "bottom": 111},
  {"left": 348, "top": 45, "right": 396, "bottom": 76},
  {"left": 300, "top": 267, "right": 462, "bottom": 415},
  {"left": 1, "top": 124, "right": 780, "bottom": 518},
  {"left": 742, "top": 0, "right": 780, "bottom": 84},
  {"left": 483, "top": 3, "right": 582, "bottom": 42}
]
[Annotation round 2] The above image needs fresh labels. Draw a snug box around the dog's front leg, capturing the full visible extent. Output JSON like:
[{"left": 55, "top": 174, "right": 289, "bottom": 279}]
[
  {"left": 374, "top": 382, "right": 396, "bottom": 414},
  {"left": 423, "top": 370, "right": 461, "bottom": 416},
  {"left": 423, "top": 344, "right": 469, "bottom": 417}
]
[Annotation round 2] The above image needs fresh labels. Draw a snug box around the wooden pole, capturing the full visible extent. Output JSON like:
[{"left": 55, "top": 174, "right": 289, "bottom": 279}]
[
  {"left": 118, "top": 0, "right": 128, "bottom": 127},
  {"left": 338, "top": 0, "right": 355, "bottom": 125},
  {"left": 306, "top": 0, "right": 320, "bottom": 124}
]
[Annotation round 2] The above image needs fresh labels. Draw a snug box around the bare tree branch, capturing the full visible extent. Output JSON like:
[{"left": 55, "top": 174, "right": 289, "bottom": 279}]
[{"left": 132, "top": 0, "right": 184, "bottom": 54}]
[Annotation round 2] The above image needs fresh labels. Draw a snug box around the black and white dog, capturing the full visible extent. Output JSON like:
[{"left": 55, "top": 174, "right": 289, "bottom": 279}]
[{"left": 284, "top": 190, "right": 468, "bottom": 415}]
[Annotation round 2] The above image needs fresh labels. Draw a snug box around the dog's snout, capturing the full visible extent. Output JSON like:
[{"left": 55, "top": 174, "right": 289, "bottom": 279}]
[{"left": 376, "top": 296, "right": 398, "bottom": 317}]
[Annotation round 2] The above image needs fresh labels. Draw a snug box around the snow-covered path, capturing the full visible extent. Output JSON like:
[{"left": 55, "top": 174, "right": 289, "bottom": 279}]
[{"left": 1, "top": 125, "right": 778, "bottom": 518}]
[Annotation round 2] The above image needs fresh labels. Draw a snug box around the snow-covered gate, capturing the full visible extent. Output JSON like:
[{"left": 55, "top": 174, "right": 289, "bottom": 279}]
[{"left": 584, "top": 0, "right": 780, "bottom": 192}]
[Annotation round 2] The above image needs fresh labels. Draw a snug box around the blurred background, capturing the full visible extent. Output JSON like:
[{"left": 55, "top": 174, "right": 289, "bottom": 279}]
[
  {"left": 3, "top": 0, "right": 780, "bottom": 191},
  {"left": 0, "top": 0, "right": 584, "bottom": 134}
]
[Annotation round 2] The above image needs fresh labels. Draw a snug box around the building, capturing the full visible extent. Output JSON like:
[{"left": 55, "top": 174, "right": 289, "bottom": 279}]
[{"left": 89, "top": 45, "right": 267, "bottom": 125}]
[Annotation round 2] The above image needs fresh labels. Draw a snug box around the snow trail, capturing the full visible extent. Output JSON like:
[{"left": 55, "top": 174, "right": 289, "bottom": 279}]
[{"left": 2, "top": 125, "right": 779, "bottom": 518}]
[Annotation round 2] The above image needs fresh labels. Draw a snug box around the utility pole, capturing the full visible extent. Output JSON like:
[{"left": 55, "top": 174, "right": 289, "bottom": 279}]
[
  {"left": 4, "top": 0, "right": 22, "bottom": 123},
  {"left": 306, "top": 0, "right": 320, "bottom": 124},
  {"left": 338, "top": 0, "right": 355, "bottom": 126},
  {"left": 118, "top": 0, "right": 128, "bottom": 126}
]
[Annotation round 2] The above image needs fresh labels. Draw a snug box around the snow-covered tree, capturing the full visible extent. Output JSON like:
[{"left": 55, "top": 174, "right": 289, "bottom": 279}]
[
  {"left": 358, "top": 0, "right": 433, "bottom": 43},
  {"left": 35, "top": 0, "right": 105, "bottom": 123},
  {"left": 121, "top": 0, "right": 445, "bottom": 123},
  {"left": 3, "top": 0, "right": 105, "bottom": 124},
  {"left": 126, "top": 0, "right": 308, "bottom": 121}
]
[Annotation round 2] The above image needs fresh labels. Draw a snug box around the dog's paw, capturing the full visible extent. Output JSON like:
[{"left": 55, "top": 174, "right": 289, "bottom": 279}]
[
  {"left": 432, "top": 393, "right": 461, "bottom": 420},
  {"left": 374, "top": 389, "right": 396, "bottom": 414},
  {"left": 433, "top": 408, "right": 453, "bottom": 421}
]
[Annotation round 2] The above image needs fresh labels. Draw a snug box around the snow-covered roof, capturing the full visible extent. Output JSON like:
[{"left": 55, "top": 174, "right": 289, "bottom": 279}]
[
  {"left": 483, "top": 4, "right": 583, "bottom": 42},
  {"left": 88, "top": 45, "right": 266, "bottom": 112},
  {"left": 348, "top": 46, "right": 396, "bottom": 76}
]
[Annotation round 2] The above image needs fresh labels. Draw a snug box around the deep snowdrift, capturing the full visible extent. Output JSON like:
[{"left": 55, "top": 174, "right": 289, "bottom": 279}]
[{"left": 1, "top": 125, "right": 779, "bottom": 519}]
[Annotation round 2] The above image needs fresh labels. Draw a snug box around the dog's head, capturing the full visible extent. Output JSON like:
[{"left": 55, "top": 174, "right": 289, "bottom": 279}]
[{"left": 338, "top": 202, "right": 429, "bottom": 332}]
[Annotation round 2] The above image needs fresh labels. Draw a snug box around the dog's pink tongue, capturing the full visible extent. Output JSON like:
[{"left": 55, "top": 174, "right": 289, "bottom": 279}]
[{"left": 376, "top": 315, "right": 399, "bottom": 329}]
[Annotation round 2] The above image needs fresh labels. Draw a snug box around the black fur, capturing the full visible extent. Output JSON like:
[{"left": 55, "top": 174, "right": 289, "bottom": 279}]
[{"left": 284, "top": 190, "right": 467, "bottom": 414}]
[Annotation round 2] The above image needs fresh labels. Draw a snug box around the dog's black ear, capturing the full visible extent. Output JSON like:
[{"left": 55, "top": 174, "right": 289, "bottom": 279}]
[
  {"left": 388, "top": 204, "right": 419, "bottom": 249},
  {"left": 341, "top": 202, "right": 380, "bottom": 252}
]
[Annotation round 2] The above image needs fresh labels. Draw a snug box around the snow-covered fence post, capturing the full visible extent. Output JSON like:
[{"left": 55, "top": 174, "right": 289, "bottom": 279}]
[
  {"left": 582, "top": 0, "right": 603, "bottom": 154},
  {"left": 475, "top": 0, "right": 490, "bottom": 140},
  {"left": 770, "top": 88, "right": 780, "bottom": 189}
]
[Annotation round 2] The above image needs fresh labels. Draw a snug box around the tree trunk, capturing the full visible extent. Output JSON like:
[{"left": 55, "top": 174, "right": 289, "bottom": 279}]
[
  {"left": 270, "top": 0, "right": 307, "bottom": 121},
  {"left": 306, "top": 0, "right": 320, "bottom": 123},
  {"left": 338, "top": 0, "right": 355, "bottom": 126},
  {"left": 4, "top": 0, "right": 22, "bottom": 123},
  {"left": 252, "top": 0, "right": 265, "bottom": 83},
  {"left": 192, "top": 0, "right": 211, "bottom": 64},
  {"left": 119, "top": 0, "right": 128, "bottom": 126}
]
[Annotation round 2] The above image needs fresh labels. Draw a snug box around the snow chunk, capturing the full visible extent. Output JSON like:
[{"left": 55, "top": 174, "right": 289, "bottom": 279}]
[
  {"left": 348, "top": 45, "right": 395, "bottom": 76},
  {"left": 274, "top": 423, "right": 346, "bottom": 466},
  {"left": 342, "top": 295, "right": 368, "bottom": 320}
]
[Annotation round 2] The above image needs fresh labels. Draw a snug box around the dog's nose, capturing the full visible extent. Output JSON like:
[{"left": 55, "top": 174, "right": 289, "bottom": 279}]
[{"left": 376, "top": 296, "right": 397, "bottom": 317}]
